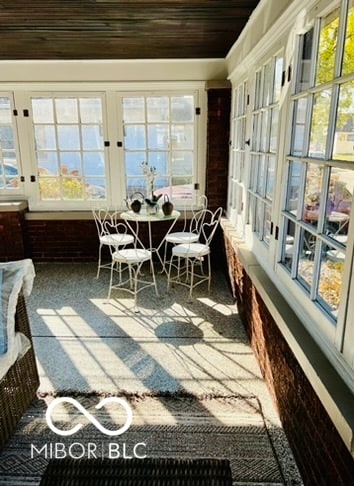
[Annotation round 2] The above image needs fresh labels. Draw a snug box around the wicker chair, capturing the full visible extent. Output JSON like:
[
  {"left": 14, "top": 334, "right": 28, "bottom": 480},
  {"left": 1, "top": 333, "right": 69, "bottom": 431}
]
[{"left": 0, "top": 292, "right": 39, "bottom": 452}]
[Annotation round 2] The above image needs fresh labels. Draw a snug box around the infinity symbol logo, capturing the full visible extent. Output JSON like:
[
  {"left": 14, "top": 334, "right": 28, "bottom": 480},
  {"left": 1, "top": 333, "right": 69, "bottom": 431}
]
[{"left": 46, "top": 397, "right": 133, "bottom": 437}]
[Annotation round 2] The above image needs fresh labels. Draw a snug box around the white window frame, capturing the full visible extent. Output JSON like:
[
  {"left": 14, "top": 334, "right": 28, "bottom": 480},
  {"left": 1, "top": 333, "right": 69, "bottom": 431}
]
[
  {"left": 0, "top": 92, "right": 23, "bottom": 196},
  {"left": 275, "top": 0, "right": 354, "bottom": 382},
  {"left": 0, "top": 83, "right": 207, "bottom": 212}
]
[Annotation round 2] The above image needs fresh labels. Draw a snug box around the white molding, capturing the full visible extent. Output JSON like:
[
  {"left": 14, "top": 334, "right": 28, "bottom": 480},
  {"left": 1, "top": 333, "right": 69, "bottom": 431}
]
[
  {"left": 0, "top": 59, "right": 227, "bottom": 84},
  {"left": 226, "top": 0, "right": 320, "bottom": 81}
]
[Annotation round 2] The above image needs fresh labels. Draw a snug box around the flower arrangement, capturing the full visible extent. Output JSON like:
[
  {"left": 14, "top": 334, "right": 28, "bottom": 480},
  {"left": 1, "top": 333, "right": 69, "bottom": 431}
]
[{"left": 141, "top": 161, "right": 162, "bottom": 209}]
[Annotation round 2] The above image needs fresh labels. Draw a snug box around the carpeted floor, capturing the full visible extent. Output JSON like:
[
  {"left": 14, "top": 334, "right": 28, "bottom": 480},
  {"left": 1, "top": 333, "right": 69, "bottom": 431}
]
[
  {"left": 0, "top": 263, "right": 303, "bottom": 485},
  {"left": 0, "top": 395, "right": 288, "bottom": 485}
]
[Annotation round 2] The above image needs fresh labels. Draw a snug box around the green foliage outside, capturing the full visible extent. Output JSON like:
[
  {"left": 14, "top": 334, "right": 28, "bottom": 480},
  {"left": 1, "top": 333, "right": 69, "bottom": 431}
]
[{"left": 311, "top": 7, "right": 354, "bottom": 153}]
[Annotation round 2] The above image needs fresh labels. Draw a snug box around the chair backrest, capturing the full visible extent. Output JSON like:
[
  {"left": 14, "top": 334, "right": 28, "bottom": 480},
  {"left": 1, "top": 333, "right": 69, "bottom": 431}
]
[
  {"left": 199, "top": 207, "right": 223, "bottom": 246},
  {"left": 177, "top": 195, "right": 208, "bottom": 232},
  {"left": 92, "top": 208, "right": 119, "bottom": 237},
  {"left": 188, "top": 208, "right": 209, "bottom": 236},
  {"left": 103, "top": 220, "right": 134, "bottom": 254}
]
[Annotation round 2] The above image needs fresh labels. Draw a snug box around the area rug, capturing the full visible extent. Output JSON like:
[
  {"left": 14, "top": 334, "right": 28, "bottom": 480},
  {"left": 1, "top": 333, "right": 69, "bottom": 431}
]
[{"left": 0, "top": 394, "right": 286, "bottom": 485}]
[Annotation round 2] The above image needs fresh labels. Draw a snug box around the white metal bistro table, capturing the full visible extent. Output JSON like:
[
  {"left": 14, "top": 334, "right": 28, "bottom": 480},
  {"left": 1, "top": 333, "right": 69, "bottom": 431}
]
[{"left": 120, "top": 209, "right": 180, "bottom": 273}]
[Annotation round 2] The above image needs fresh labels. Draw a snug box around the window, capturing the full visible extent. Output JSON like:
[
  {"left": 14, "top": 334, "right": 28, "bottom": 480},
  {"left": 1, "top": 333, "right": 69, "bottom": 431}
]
[
  {"left": 248, "top": 55, "right": 283, "bottom": 246},
  {"left": 121, "top": 94, "right": 196, "bottom": 202},
  {"left": 30, "top": 95, "right": 107, "bottom": 204},
  {"left": 0, "top": 94, "right": 21, "bottom": 192},
  {"left": 0, "top": 86, "right": 204, "bottom": 210},
  {"left": 227, "top": 81, "right": 248, "bottom": 233},
  {"left": 280, "top": 2, "right": 353, "bottom": 339}
]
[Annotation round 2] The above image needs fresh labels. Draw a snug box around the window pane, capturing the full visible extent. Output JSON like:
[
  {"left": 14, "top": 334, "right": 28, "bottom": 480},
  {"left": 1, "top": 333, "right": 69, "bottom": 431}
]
[
  {"left": 172, "top": 151, "right": 193, "bottom": 175},
  {"left": 297, "top": 28, "right": 314, "bottom": 92},
  {"left": 124, "top": 125, "right": 146, "bottom": 150},
  {"left": 270, "top": 107, "right": 278, "bottom": 153},
  {"left": 298, "top": 228, "right": 316, "bottom": 289},
  {"left": 80, "top": 98, "right": 102, "bottom": 123},
  {"left": 83, "top": 152, "right": 105, "bottom": 177},
  {"left": 62, "top": 177, "right": 84, "bottom": 200},
  {"left": 325, "top": 167, "right": 352, "bottom": 242},
  {"left": 85, "top": 177, "right": 106, "bottom": 199},
  {"left": 60, "top": 152, "right": 82, "bottom": 174},
  {"left": 303, "top": 163, "right": 324, "bottom": 229},
  {"left": 170, "top": 177, "right": 193, "bottom": 200},
  {"left": 286, "top": 161, "right": 302, "bottom": 215},
  {"left": 315, "top": 8, "right": 340, "bottom": 85},
  {"left": 125, "top": 152, "right": 145, "bottom": 177},
  {"left": 252, "top": 113, "right": 260, "bottom": 151},
  {"left": 255, "top": 199, "right": 263, "bottom": 238},
  {"left": 32, "top": 98, "right": 54, "bottom": 123},
  {"left": 318, "top": 243, "right": 345, "bottom": 317},
  {"left": 266, "top": 156, "right": 276, "bottom": 200},
  {"left": 39, "top": 177, "right": 61, "bottom": 200},
  {"left": 263, "top": 204, "right": 272, "bottom": 245},
  {"left": 281, "top": 217, "right": 296, "bottom": 272},
  {"left": 35, "top": 125, "right": 57, "bottom": 150},
  {"left": 123, "top": 98, "right": 145, "bottom": 122},
  {"left": 171, "top": 125, "right": 193, "bottom": 149},
  {"left": 126, "top": 176, "right": 145, "bottom": 195},
  {"left": 263, "top": 63, "right": 272, "bottom": 106},
  {"left": 256, "top": 155, "right": 266, "bottom": 196},
  {"left": 342, "top": 0, "right": 354, "bottom": 76},
  {"left": 58, "top": 125, "right": 80, "bottom": 150},
  {"left": 148, "top": 152, "right": 168, "bottom": 176},
  {"left": 55, "top": 98, "right": 78, "bottom": 123},
  {"left": 82, "top": 125, "right": 103, "bottom": 150},
  {"left": 0, "top": 126, "right": 14, "bottom": 149},
  {"left": 148, "top": 125, "right": 168, "bottom": 149},
  {"left": 309, "top": 90, "right": 331, "bottom": 158},
  {"left": 0, "top": 97, "right": 12, "bottom": 123},
  {"left": 147, "top": 97, "right": 169, "bottom": 122},
  {"left": 273, "top": 56, "right": 283, "bottom": 102},
  {"left": 292, "top": 98, "right": 308, "bottom": 156},
  {"left": 37, "top": 152, "right": 58, "bottom": 175},
  {"left": 171, "top": 96, "right": 193, "bottom": 122},
  {"left": 260, "top": 111, "right": 270, "bottom": 152},
  {"left": 333, "top": 80, "right": 354, "bottom": 161}
]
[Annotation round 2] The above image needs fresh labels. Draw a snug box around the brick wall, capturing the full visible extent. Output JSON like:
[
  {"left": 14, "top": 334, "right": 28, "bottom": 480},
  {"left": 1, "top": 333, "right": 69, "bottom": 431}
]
[
  {"left": 224, "top": 233, "right": 354, "bottom": 486},
  {"left": 0, "top": 209, "right": 27, "bottom": 262},
  {"left": 205, "top": 88, "right": 231, "bottom": 211}
]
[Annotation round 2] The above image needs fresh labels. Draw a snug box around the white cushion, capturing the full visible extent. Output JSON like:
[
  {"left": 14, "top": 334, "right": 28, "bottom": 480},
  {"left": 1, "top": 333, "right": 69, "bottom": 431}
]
[
  {"left": 172, "top": 243, "right": 210, "bottom": 258},
  {"left": 165, "top": 232, "right": 199, "bottom": 244},
  {"left": 113, "top": 248, "right": 152, "bottom": 264}
]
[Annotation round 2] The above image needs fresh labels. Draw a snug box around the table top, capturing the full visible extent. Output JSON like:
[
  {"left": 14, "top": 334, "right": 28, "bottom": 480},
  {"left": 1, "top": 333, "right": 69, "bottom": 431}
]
[{"left": 121, "top": 209, "right": 180, "bottom": 222}]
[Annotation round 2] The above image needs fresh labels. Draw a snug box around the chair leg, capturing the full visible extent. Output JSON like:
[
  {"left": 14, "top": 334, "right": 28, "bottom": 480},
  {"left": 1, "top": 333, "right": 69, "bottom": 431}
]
[
  {"left": 97, "top": 243, "right": 103, "bottom": 278},
  {"left": 207, "top": 254, "right": 211, "bottom": 292},
  {"left": 167, "top": 255, "right": 174, "bottom": 291},
  {"left": 189, "top": 258, "right": 195, "bottom": 299},
  {"left": 107, "top": 261, "right": 114, "bottom": 300},
  {"left": 151, "top": 260, "right": 159, "bottom": 297}
]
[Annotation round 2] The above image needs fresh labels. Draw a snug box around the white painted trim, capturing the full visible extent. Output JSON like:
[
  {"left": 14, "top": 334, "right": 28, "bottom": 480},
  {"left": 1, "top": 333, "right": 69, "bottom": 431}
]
[{"left": 0, "top": 59, "right": 228, "bottom": 83}]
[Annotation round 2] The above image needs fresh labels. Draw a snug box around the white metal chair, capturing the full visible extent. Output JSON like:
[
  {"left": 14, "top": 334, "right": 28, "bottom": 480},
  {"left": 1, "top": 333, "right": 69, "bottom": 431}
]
[
  {"left": 167, "top": 207, "right": 223, "bottom": 298},
  {"left": 105, "top": 220, "right": 159, "bottom": 311},
  {"left": 161, "top": 195, "right": 208, "bottom": 273},
  {"left": 92, "top": 208, "right": 134, "bottom": 278}
]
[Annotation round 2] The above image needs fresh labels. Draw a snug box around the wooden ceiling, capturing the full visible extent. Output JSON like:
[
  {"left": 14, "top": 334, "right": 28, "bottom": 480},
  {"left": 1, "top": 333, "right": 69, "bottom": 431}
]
[{"left": 0, "top": 0, "right": 261, "bottom": 60}]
